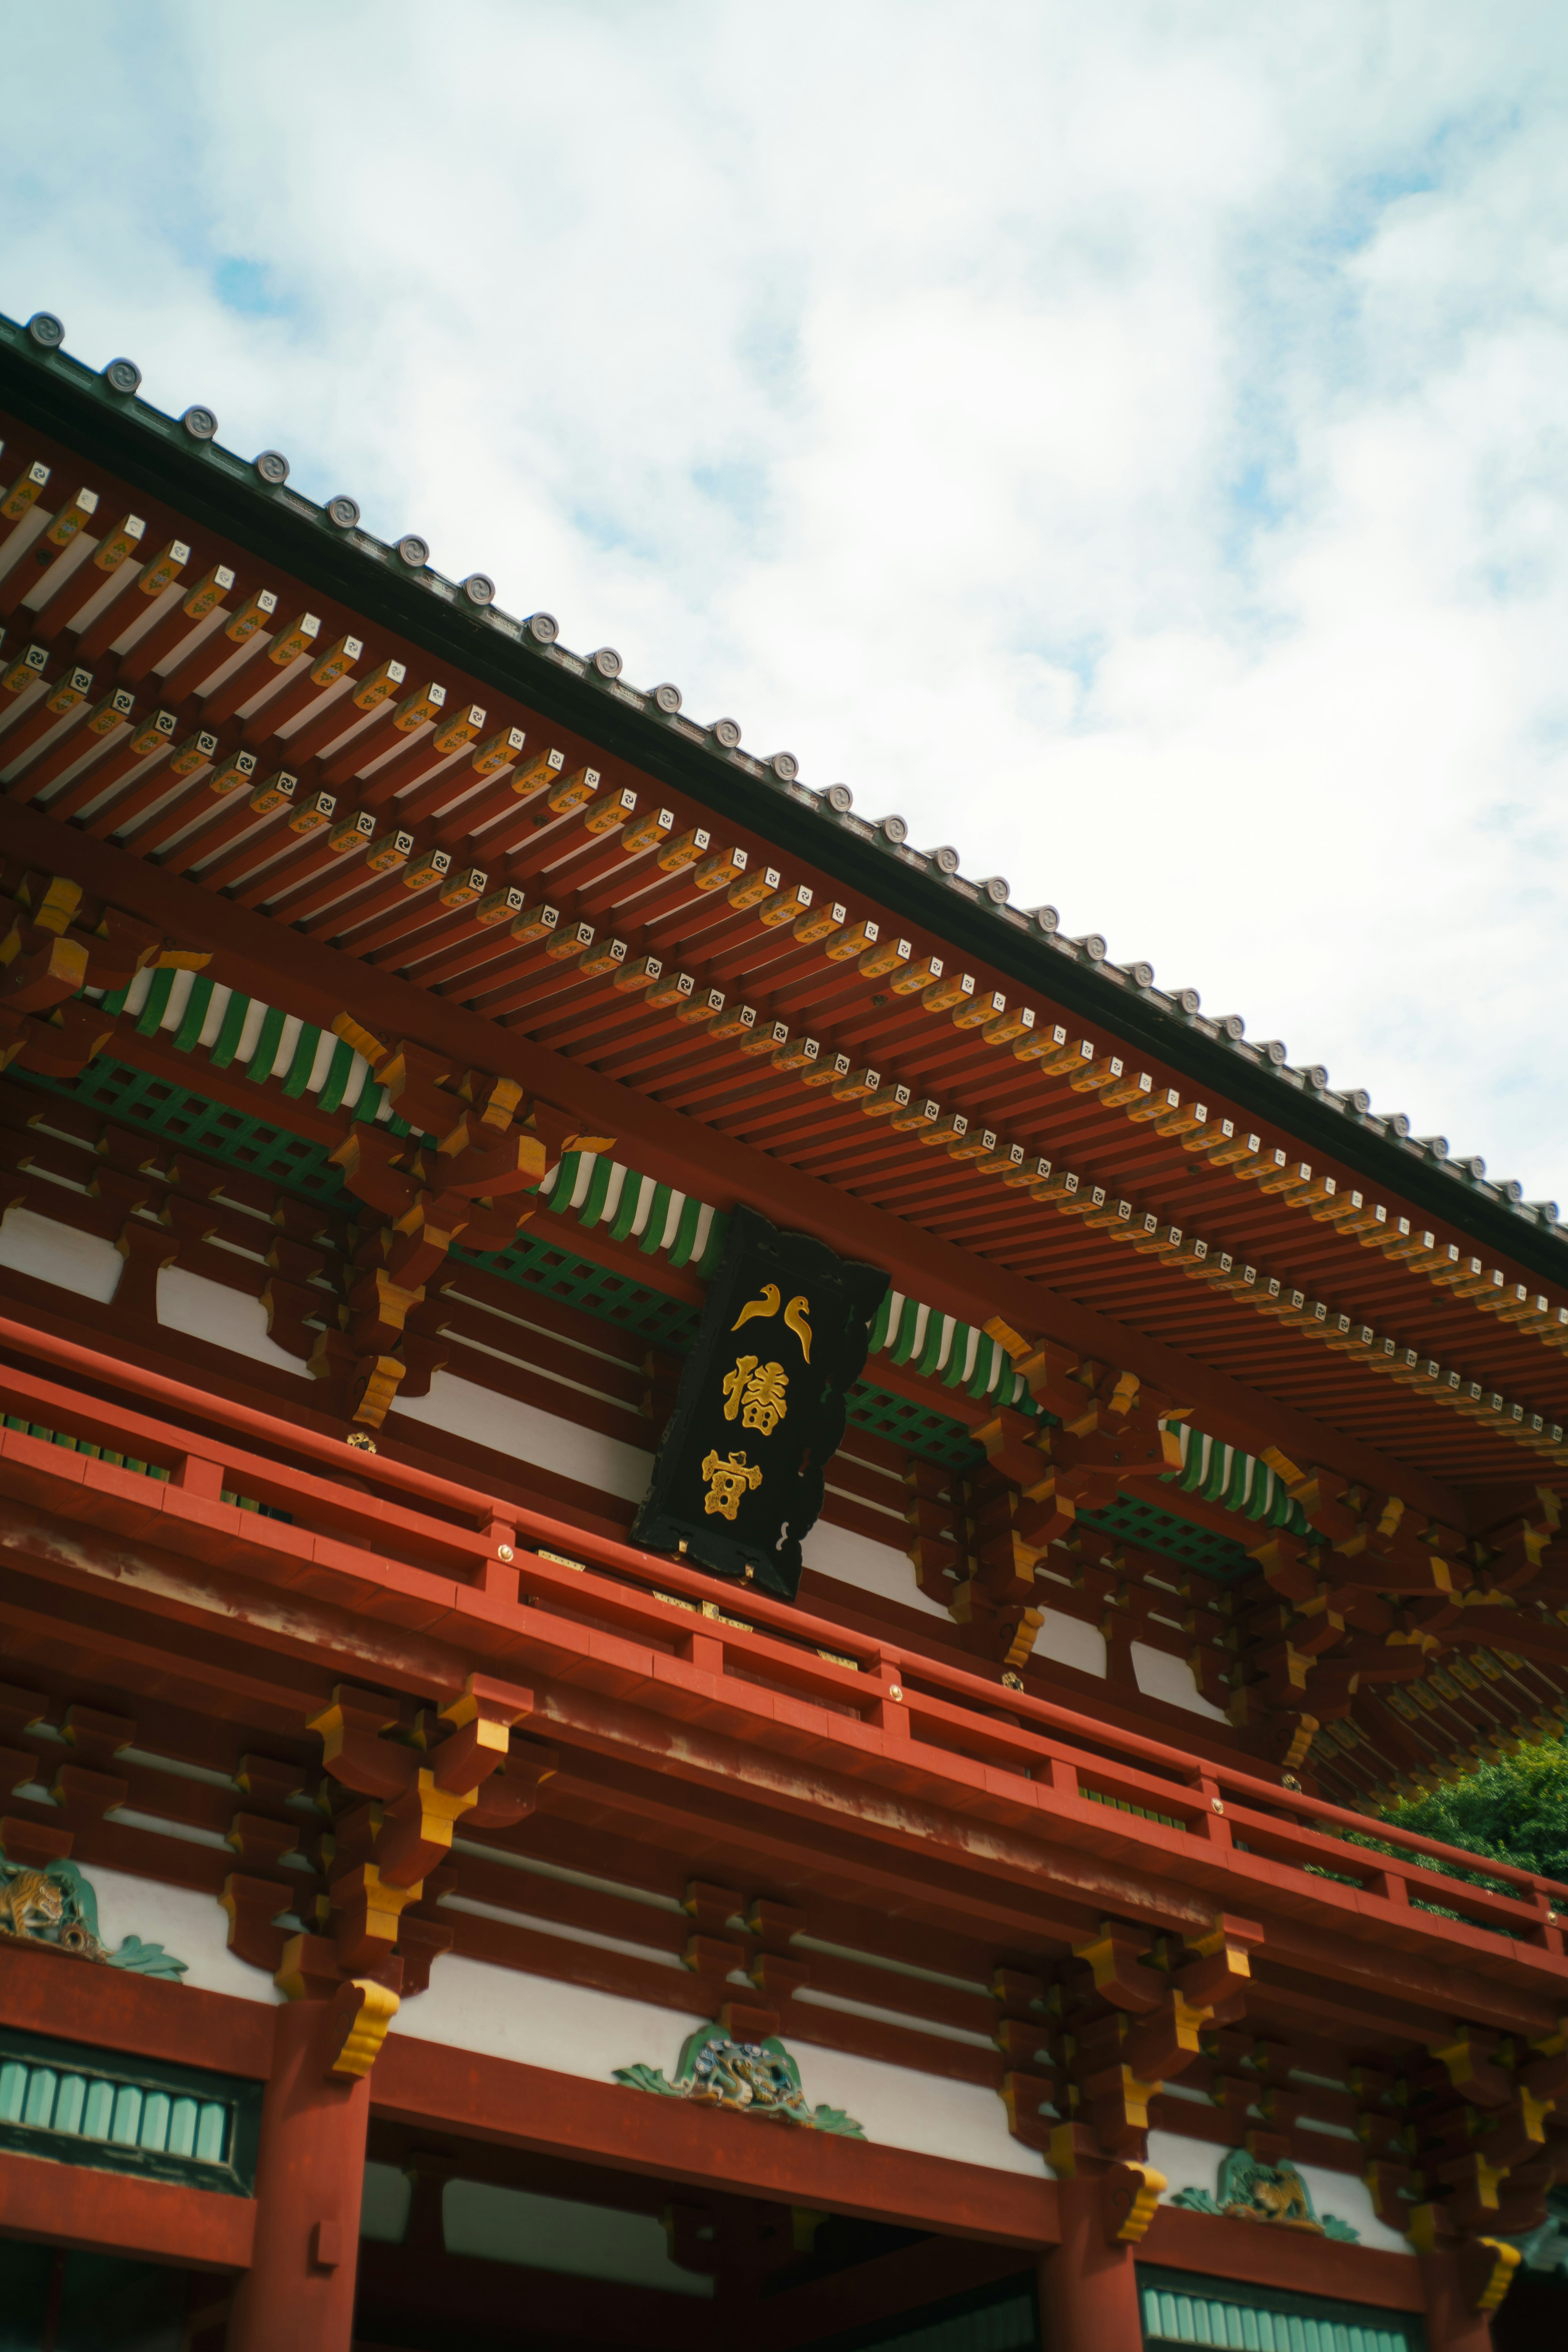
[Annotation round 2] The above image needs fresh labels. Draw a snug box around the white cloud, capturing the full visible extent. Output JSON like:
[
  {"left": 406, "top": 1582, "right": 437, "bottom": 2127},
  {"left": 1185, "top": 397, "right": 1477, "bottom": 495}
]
[{"left": 8, "top": 0, "right": 1568, "bottom": 1195}]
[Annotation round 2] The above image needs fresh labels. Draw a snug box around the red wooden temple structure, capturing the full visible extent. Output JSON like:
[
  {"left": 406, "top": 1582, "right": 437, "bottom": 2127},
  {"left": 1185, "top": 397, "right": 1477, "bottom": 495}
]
[{"left": 0, "top": 304, "right": 1564, "bottom": 2351}]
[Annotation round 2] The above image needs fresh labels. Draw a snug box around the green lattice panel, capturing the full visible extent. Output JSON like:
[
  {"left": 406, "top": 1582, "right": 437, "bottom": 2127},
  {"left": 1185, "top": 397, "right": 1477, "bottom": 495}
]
[
  {"left": 844, "top": 1382, "right": 981, "bottom": 1471},
  {"left": 1076, "top": 1492, "right": 1253, "bottom": 1583},
  {"left": 452, "top": 1231, "right": 704, "bottom": 1352},
  {"left": 27, "top": 1060, "right": 345, "bottom": 1204}
]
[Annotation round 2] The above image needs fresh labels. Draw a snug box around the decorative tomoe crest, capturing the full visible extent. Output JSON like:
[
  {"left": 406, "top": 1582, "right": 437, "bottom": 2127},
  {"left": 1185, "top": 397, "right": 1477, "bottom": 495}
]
[
  {"left": 0, "top": 1849, "right": 188, "bottom": 1980},
  {"left": 1171, "top": 2146, "right": 1359, "bottom": 2241},
  {"left": 614, "top": 2024, "right": 864, "bottom": 2137}
]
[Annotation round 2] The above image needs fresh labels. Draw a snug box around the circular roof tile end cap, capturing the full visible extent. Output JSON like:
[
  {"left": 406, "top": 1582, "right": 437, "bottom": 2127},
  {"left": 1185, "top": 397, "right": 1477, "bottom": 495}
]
[
  {"left": 1418, "top": 1134, "right": 1450, "bottom": 1161},
  {"left": 712, "top": 717, "right": 742, "bottom": 749},
  {"left": 1460, "top": 1154, "right": 1486, "bottom": 1181},
  {"left": 461, "top": 573, "right": 496, "bottom": 608},
  {"left": 930, "top": 845, "right": 961, "bottom": 875},
  {"left": 590, "top": 646, "right": 622, "bottom": 679},
  {"left": 26, "top": 312, "right": 65, "bottom": 350},
  {"left": 327, "top": 494, "right": 361, "bottom": 529},
  {"left": 1528, "top": 1197, "right": 1561, "bottom": 1224},
  {"left": 524, "top": 611, "right": 559, "bottom": 645},
  {"left": 254, "top": 449, "right": 290, "bottom": 486},
  {"left": 1126, "top": 958, "right": 1154, "bottom": 988},
  {"left": 1302, "top": 1064, "right": 1331, "bottom": 1093},
  {"left": 877, "top": 813, "right": 909, "bottom": 844},
  {"left": 1071, "top": 931, "right": 1107, "bottom": 962},
  {"left": 823, "top": 783, "right": 853, "bottom": 814},
  {"left": 1216, "top": 1013, "right": 1245, "bottom": 1041},
  {"left": 1500, "top": 1177, "right": 1524, "bottom": 1204},
  {"left": 770, "top": 751, "right": 799, "bottom": 783},
  {"left": 1261, "top": 1039, "right": 1288, "bottom": 1066},
  {"left": 396, "top": 534, "right": 430, "bottom": 569},
  {"left": 653, "top": 682, "right": 682, "bottom": 714},
  {"left": 977, "top": 875, "right": 1011, "bottom": 906},
  {"left": 1172, "top": 985, "right": 1200, "bottom": 1014},
  {"left": 1386, "top": 1111, "right": 1410, "bottom": 1138},
  {"left": 181, "top": 405, "right": 219, "bottom": 442},
  {"left": 1027, "top": 904, "right": 1060, "bottom": 936},
  {"left": 103, "top": 356, "right": 142, "bottom": 396}
]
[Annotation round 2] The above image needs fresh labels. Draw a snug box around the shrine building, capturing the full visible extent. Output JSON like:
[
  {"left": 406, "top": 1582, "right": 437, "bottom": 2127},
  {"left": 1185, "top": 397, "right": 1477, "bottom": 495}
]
[{"left": 0, "top": 302, "right": 1565, "bottom": 2352}]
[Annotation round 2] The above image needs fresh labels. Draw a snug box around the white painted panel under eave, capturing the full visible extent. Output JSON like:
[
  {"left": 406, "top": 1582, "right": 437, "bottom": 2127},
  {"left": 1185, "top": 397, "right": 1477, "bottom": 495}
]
[
  {"left": 391, "top": 1370, "right": 650, "bottom": 1502},
  {"left": 0, "top": 1205, "right": 121, "bottom": 1303},
  {"left": 1131, "top": 1640, "right": 1227, "bottom": 1721},
  {"left": 156, "top": 1265, "right": 310, "bottom": 1376},
  {"left": 394, "top": 1961, "right": 1042, "bottom": 2177},
  {"left": 85, "top": 1862, "right": 281, "bottom": 2005}
]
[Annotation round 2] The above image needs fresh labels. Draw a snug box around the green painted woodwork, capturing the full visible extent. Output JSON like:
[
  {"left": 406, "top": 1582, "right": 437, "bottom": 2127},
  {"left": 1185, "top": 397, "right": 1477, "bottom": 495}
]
[
  {"left": 456, "top": 1229, "right": 704, "bottom": 1353},
  {"left": 171, "top": 971, "right": 214, "bottom": 1054},
  {"left": 1136, "top": 2267, "right": 1424, "bottom": 2351},
  {"left": 0, "top": 2025, "right": 261, "bottom": 2196},
  {"left": 207, "top": 989, "right": 252, "bottom": 1071},
  {"left": 280, "top": 1021, "right": 323, "bottom": 1098},
  {"left": 32, "top": 1059, "right": 346, "bottom": 1201},
  {"left": 131, "top": 967, "right": 175, "bottom": 1037},
  {"left": 316, "top": 1034, "right": 357, "bottom": 1113},
  {"left": 1082, "top": 1786, "right": 1186, "bottom": 1833},
  {"left": 1075, "top": 1492, "right": 1254, "bottom": 1584},
  {"left": 242, "top": 1003, "right": 288, "bottom": 1086}
]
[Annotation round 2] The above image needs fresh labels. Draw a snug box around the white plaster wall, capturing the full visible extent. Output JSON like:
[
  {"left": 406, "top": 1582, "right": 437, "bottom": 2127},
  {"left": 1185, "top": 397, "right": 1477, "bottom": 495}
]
[
  {"left": 1131, "top": 1640, "right": 1228, "bottom": 1721},
  {"left": 392, "top": 1371, "right": 650, "bottom": 1502},
  {"left": 0, "top": 1205, "right": 121, "bottom": 1302},
  {"left": 1038, "top": 1608, "right": 1108, "bottom": 1679},
  {"left": 394, "top": 1961, "right": 1040, "bottom": 2177},
  {"left": 801, "top": 1513, "right": 948, "bottom": 1619},
  {"left": 392, "top": 1953, "right": 708, "bottom": 2076},
  {"left": 442, "top": 2180, "right": 714, "bottom": 2295},
  {"left": 1145, "top": 2124, "right": 1414, "bottom": 2257},
  {"left": 156, "top": 1265, "right": 309, "bottom": 1376},
  {"left": 85, "top": 1862, "right": 279, "bottom": 2005}
]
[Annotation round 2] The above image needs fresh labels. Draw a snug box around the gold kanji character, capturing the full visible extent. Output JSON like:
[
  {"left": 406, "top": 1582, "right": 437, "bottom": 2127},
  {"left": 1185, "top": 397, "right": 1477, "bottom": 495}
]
[
  {"left": 701, "top": 1449, "right": 764, "bottom": 1521},
  {"left": 722, "top": 1355, "right": 788, "bottom": 1436}
]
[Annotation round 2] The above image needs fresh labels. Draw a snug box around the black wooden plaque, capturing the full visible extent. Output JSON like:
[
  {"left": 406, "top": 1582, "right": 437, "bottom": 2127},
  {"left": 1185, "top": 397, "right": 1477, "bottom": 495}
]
[{"left": 631, "top": 1205, "right": 889, "bottom": 1601}]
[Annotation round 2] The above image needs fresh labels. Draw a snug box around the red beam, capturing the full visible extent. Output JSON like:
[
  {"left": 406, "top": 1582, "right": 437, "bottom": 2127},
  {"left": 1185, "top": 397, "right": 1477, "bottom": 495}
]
[
  {"left": 0, "top": 1939, "right": 273, "bottom": 2076},
  {"left": 0, "top": 2146, "right": 255, "bottom": 2270},
  {"left": 370, "top": 2038, "right": 1061, "bottom": 2246}
]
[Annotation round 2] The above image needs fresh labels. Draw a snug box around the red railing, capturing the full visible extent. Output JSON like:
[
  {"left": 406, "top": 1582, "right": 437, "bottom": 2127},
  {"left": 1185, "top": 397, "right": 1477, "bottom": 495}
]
[{"left": 0, "top": 1311, "right": 1564, "bottom": 1984}]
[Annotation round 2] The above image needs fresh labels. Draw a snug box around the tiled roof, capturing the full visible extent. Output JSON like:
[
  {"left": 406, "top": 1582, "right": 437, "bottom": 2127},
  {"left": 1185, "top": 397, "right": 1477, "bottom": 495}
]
[{"left": 2, "top": 304, "right": 1561, "bottom": 1283}]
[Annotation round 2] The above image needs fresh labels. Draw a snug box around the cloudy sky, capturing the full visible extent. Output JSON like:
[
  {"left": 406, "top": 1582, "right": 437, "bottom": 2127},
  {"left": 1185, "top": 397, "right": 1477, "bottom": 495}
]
[{"left": 9, "top": 4, "right": 1568, "bottom": 1199}]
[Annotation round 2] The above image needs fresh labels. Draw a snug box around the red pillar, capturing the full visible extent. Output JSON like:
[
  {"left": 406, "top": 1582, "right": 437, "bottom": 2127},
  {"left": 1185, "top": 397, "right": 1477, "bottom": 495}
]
[
  {"left": 1418, "top": 2251, "right": 1500, "bottom": 2352},
  {"left": 226, "top": 2001, "right": 371, "bottom": 2352},
  {"left": 1037, "top": 2179, "right": 1143, "bottom": 2352}
]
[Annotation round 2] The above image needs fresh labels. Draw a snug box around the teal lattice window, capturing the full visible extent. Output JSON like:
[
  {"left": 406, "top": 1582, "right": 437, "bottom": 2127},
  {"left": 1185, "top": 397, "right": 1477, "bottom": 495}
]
[
  {"left": 0, "top": 2026, "right": 261, "bottom": 2196},
  {"left": 1136, "top": 2265, "right": 1424, "bottom": 2350}
]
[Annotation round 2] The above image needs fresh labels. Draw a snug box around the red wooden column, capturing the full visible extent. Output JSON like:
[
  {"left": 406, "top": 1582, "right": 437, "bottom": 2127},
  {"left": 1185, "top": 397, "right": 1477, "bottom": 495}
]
[
  {"left": 226, "top": 2000, "right": 372, "bottom": 2352},
  {"left": 1036, "top": 2180, "right": 1143, "bottom": 2352},
  {"left": 1417, "top": 2250, "right": 1506, "bottom": 2352}
]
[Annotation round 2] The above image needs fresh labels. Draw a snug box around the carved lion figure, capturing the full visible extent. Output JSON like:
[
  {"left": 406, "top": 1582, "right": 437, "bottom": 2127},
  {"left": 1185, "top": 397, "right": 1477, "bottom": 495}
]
[{"left": 0, "top": 1867, "right": 65, "bottom": 1940}]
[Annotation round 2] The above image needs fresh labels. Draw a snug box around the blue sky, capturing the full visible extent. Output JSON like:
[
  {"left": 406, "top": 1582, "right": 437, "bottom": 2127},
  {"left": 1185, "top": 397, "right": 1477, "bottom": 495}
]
[{"left": 8, "top": 1, "right": 1568, "bottom": 1198}]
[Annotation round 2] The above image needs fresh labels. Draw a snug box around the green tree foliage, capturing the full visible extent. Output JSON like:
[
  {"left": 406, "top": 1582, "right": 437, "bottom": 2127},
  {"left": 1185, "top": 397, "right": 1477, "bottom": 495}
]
[{"left": 1379, "top": 1736, "right": 1568, "bottom": 1885}]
